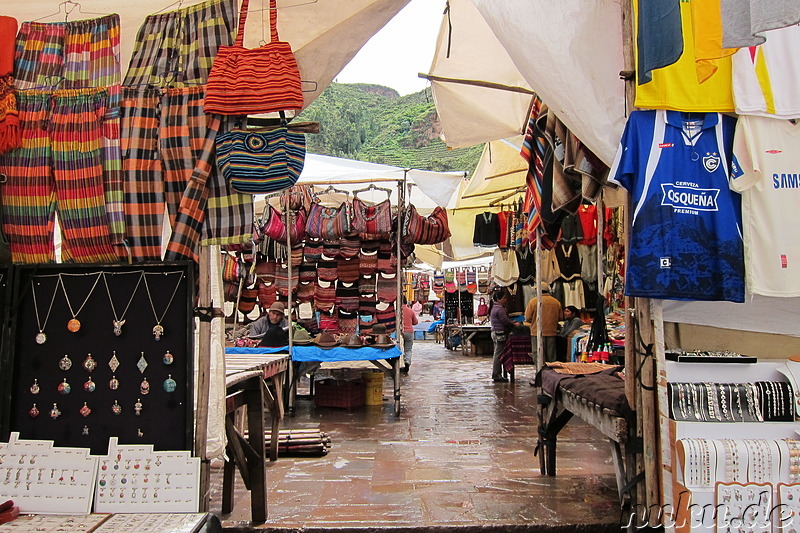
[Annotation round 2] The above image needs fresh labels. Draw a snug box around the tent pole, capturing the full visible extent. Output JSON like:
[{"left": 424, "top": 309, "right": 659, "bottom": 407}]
[
  {"left": 195, "top": 245, "right": 212, "bottom": 511},
  {"left": 597, "top": 198, "right": 605, "bottom": 312},
  {"left": 534, "top": 230, "right": 543, "bottom": 369},
  {"left": 395, "top": 175, "right": 406, "bottom": 415}
]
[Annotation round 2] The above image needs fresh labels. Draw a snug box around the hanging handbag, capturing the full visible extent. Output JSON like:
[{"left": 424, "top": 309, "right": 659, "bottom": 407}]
[
  {"left": 305, "top": 202, "right": 350, "bottom": 240},
  {"left": 222, "top": 253, "right": 240, "bottom": 282},
  {"left": 476, "top": 297, "right": 489, "bottom": 316},
  {"left": 403, "top": 205, "right": 451, "bottom": 245},
  {"left": 205, "top": 0, "right": 303, "bottom": 115},
  {"left": 238, "top": 288, "right": 259, "bottom": 314},
  {"left": 216, "top": 125, "right": 306, "bottom": 195},
  {"left": 261, "top": 205, "right": 306, "bottom": 243}
]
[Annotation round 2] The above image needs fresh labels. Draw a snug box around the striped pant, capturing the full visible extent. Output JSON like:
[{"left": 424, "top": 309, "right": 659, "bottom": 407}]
[
  {"left": 122, "top": 0, "right": 250, "bottom": 261},
  {"left": 124, "top": 0, "right": 237, "bottom": 88},
  {"left": 0, "top": 88, "right": 121, "bottom": 263},
  {"left": 14, "top": 14, "right": 121, "bottom": 90},
  {"left": 121, "top": 87, "right": 251, "bottom": 262}
]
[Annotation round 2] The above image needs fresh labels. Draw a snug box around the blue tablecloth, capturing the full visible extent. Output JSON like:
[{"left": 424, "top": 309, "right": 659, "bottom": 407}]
[
  {"left": 225, "top": 346, "right": 289, "bottom": 354},
  {"left": 292, "top": 345, "right": 401, "bottom": 362}
]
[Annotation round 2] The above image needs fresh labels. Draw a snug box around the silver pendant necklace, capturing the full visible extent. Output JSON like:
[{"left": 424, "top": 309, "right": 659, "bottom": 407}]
[
  {"left": 142, "top": 271, "right": 184, "bottom": 341},
  {"left": 31, "top": 277, "right": 60, "bottom": 344},
  {"left": 103, "top": 271, "right": 144, "bottom": 336}
]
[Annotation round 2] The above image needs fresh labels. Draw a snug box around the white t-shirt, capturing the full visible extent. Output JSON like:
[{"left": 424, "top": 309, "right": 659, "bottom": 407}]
[
  {"left": 732, "top": 24, "right": 800, "bottom": 119},
  {"left": 730, "top": 115, "right": 800, "bottom": 296}
]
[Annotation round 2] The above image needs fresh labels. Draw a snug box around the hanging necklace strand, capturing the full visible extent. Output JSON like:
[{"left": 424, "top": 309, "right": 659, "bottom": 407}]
[
  {"left": 31, "top": 277, "right": 61, "bottom": 344},
  {"left": 103, "top": 271, "right": 144, "bottom": 336},
  {"left": 142, "top": 271, "right": 184, "bottom": 341},
  {"left": 60, "top": 273, "right": 102, "bottom": 332}
]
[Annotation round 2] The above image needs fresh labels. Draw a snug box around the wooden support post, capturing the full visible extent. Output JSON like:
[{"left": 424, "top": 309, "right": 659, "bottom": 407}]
[
  {"left": 194, "top": 245, "right": 212, "bottom": 512},
  {"left": 534, "top": 230, "right": 543, "bottom": 369}
]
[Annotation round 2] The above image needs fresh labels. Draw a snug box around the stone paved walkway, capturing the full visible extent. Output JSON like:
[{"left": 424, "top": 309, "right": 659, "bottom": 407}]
[{"left": 211, "top": 340, "right": 622, "bottom": 531}]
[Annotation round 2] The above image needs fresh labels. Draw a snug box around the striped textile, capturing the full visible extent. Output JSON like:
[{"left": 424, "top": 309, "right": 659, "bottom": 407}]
[
  {"left": 377, "top": 273, "right": 398, "bottom": 303},
  {"left": 298, "top": 263, "right": 316, "bottom": 283},
  {"left": 274, "top": 262, "right": 298, "bottom": 297},
  {"left": 204, "top": 0, "right": 303, "bottom": 115},
  {"left": 203, "top": 162, "right": 253, "bottom": 246},
  {"left": 314, "top": 280, "right": 335, "bottom": 312},
  {"left": 337, "top": 309, "right": 358, "bottom": 334},
  {"left": 124, "top": 0, "right": 237, "bottom": 88},
  {"left": 322, "top": 240, "right": 340, "bottom": 259},
  {"left": 376, "top": 304, "right": 396, "bottom": 334},
  {"left": 359, "top": 249, "right": 378, "bottom": 275},
  {"left": 358, "top": 274, "right": 377, "bottom": 294},
  {"left": 337, "top": 257, "right": 360, "bottom": 283},
  {"left": 351, "top": 198, "right": 392, "bottom": 241},
  {"left": 257, "top": 280, "right": 277, "bottom": 308},
  {"left": 339, "top": 233, "right": 360, "bottom": 258},
  {"left": 122, "top": 86, "right": 231, "bottom": 261},
  {"left": 377, "top": 249, "right": 397, "bottom": 275},
  {"left": 335, "top": 283, "right": 360, "bottom": 312},
  {"left": 317, "top": 260, "right": 337, "bottom": 282},
  {"left": 359, "top": 274, "right": 376, "bottom": 294},
  {"left": 296, "top": 280, "right": 315, "bottom": 303},
  {"left": 318, "top": 311, "right": 338, "bottom": 333},
  {"left": 358, "top": 315, "right": 376, "bottom": 335},
  {"left": 304, "top": 240, "right": 323, "bottom": 262},
  {"left": 0, "top": 88, "right": 119, "bottom": 263},
  {"left": 305, "top": 203, "right": 349, "bottom": 240},
  {"left": 15, "top": 14, "right": 121, "bottom": 90},
  {"left": 255, "top": 259, "right": 276, "bottom": 284},
  {"left": 521, "top": 96, "right": 545, "bottom": 237},
  {"left": 359, "top": 293, "right": 377, "bottom": 315},
  {"left": 215, "top": 127, "right": 305, "bottom": 194}
]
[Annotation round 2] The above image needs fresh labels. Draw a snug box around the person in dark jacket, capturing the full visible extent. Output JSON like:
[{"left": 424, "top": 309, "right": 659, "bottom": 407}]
[{"left": 490, "top": 290, "right": 515, "bottom": 382}]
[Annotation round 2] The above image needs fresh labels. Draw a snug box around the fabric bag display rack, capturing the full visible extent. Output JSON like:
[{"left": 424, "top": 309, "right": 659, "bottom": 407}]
[{"left": 205, "top": 0, "right": 304, "bottom": 115}]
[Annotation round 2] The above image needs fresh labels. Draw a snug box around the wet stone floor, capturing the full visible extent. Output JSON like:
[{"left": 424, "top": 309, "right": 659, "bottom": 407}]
[{"left": 210, "top": 340, "right": 623, "bottom": 532}]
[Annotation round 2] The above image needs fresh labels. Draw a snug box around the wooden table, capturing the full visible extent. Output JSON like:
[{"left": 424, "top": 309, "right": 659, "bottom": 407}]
[
  {"left": 459, "top": 324, "right": 493, "bottom": 356},
  {"left": 222, "top": 352, "right": 290, "bottom": 523}
]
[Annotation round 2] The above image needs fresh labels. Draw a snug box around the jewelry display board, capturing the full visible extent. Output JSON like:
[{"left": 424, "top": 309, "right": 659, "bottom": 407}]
[
  {"left": 0, "top": 433, "right": 97, "bottom": 514},
  {"left": 92, "top": 513, "right": 209, "bottom": 533},
  {"left": 715, "top": 482, "right": 773, "bottom": 533},
  {"left": 664, "top": 361, "right": 800, "bottom": 532},
  {"left": 93, "top": 438, "right": 200, "bottom": 513},
  {"left": 0, "top": 514, "right": 110, "bottom": 532},
  {"left": 0, "top": 263, "right": 194, "bottom": 455}
]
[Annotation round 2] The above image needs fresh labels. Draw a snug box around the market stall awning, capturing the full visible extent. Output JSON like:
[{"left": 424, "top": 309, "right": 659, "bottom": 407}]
[
  {"left": 426, "top": 0, "right": 626, "bottom": 166},
  {"left": 423, "top": 0, "right": 534, "bottom": 148}
]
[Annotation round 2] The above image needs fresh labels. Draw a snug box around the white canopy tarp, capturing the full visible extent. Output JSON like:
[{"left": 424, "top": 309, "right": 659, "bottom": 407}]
[
  {"left": 425, "top": 0, "right": 534, "bottom": 148},
  {"left": 295, "top": 153, "right": 465, "bottom": 209},
  {"left": 2, "top": 0, "right": 410, "bottom": 110},
  {"left": 427, "top": 0, "right": 626, "bottom": 166}
]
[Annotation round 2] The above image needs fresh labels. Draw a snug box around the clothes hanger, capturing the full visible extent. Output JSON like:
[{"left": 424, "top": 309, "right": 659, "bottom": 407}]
[
  {"left": 25, "top": 74, "right": 65, "bottom": 91},
  {"left": 34, "top": 0, "right": 108, "bottom": 21},
  {"left": 153, "top": 0, "right": 184, "bottom": 15},
  {"left": 353, "top": 183, "right": 392, "bottom": 199}
]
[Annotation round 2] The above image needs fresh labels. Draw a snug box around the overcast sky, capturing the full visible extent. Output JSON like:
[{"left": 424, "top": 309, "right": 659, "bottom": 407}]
[{"left": 335, "top": 0, "right": 446, "bottom": 96}]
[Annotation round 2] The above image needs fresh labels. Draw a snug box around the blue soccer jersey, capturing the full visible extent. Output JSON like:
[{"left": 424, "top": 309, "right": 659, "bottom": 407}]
[{"left": 609, "top": 110, "right": 745, "bottom": 302}]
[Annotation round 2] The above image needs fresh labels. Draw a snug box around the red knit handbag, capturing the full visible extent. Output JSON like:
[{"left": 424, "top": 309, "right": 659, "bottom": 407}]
[{"left": 205, "top": 0, "right": 303, "bottom": 115}]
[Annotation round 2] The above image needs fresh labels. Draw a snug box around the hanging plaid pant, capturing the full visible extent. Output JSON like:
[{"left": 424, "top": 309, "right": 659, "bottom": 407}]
[
  {"left": 120, "top": 87, "right": 252, "bottom": 261},
  {"left": 121, "top": 0, "right": 250, "bottom": 261},
  {"left": 14, "top": 14, "right": 121, "bottom": 91},
  {"left": 124, "top": 0, "right": 237, "bottom": 87},
  {"left": 0, "top": 88, "right": 120, "bottom": 263}
]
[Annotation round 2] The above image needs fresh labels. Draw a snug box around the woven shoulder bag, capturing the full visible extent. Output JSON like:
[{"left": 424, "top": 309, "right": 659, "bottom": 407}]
[
  {"left": 205, "top": 0, "right": 303, "bottom": 115},
  {"left": 216, "top": 125, "right": 306, "bottom": 194},
  {"left": 404, "top": 205, "right": 451, "bottom": 245},
  {"left": 305, "top": 202, "right": 350, "bottom": 240}
]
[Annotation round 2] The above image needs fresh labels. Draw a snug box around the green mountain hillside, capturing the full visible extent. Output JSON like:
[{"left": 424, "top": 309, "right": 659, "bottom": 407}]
[{"left": 296, "top": 83, "right": 483, "bottom": 175}]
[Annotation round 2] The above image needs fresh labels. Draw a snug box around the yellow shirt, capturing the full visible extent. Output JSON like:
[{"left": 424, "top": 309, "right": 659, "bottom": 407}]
[{"left": 635, "top": 0, "right": 735, "bottom": 112}]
